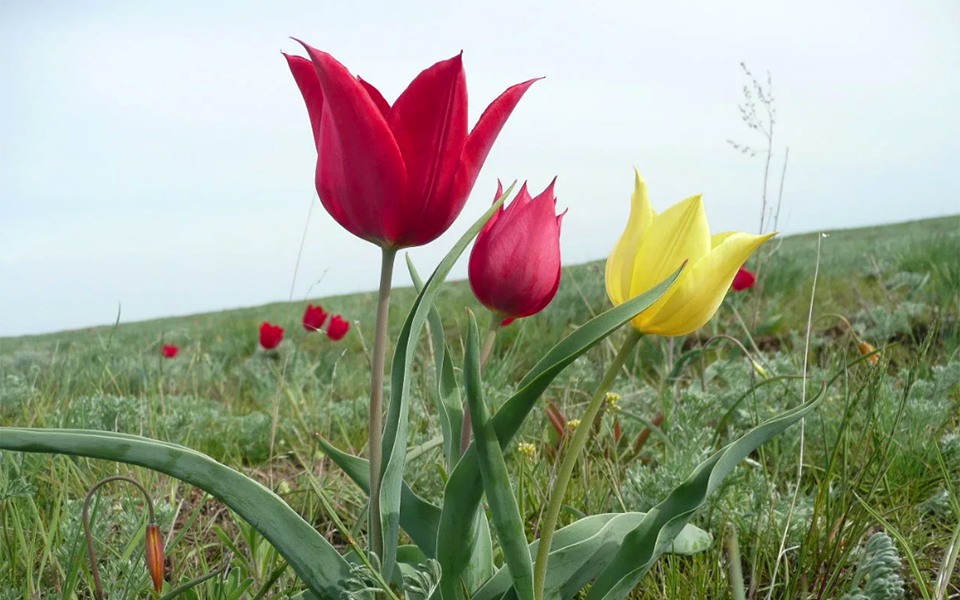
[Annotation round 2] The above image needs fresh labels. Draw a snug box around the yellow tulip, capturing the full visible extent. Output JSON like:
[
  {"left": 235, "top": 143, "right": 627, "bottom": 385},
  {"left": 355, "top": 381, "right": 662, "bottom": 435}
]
[{"left": 605, "top": 169, "right": 776, "bottom": 337}]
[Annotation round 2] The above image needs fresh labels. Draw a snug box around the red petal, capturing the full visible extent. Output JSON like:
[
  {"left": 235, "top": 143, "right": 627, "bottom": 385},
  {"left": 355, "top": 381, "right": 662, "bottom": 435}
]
[
  {"left": 444, "top": 78, "right": 540, "bottom": 237},
  {"left": 480, "top": 180, "right": 507, "bottom": 235},
  {"left": 386, "top": 53, "right": 468, "bottom": 246},
  {"left": 295, "top": 40, "right": 408, "bottom": 245},
  {"left": 358, "top": 76, "right": 391, "bottom": 117},
  {"left": 284, "top": 53, "right": 325, "bottom": 148}
]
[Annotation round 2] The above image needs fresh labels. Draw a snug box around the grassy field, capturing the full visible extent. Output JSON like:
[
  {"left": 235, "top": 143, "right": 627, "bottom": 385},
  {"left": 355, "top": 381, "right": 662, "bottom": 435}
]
[{"left": 2, "top": 215, "right": 959, "bottom": 599}]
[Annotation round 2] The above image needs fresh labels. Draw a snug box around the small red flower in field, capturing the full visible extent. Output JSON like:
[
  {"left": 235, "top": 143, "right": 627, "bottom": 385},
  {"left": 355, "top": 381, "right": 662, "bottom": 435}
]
[
  {"left": 469, "top": 180, "right": 565, "bottom": 323},
  {"left": 284, "top": 43, "right": 539, "bottom": 248},
  {"left": 326, "top": 315, "right": 350, "bottom": 341},
  {"left": 731, "top": 266, "right": 756, "bottom": 291},
  {"left": 161, "top": 345, "right": 179, "bottom": 358},
  {"left": 302, "top": 304, "right": 329, "bottom": 332},
  {"left": 260, "top": 322, "right": 285, "bottom": 349}
]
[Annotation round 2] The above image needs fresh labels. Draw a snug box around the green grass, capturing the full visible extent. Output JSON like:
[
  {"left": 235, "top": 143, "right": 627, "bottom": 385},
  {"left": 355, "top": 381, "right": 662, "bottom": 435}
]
[{"left": 2, "top": 215, "right": 959, "bottom": 599}]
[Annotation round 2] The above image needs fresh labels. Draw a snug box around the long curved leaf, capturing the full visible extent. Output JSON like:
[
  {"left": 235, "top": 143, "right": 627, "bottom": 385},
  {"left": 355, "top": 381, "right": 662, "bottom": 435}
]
[
  {"left": 464, "top": 309, "right": 535, "bottom": 600},
  {"left": 407, "top": 255, "right": 463, "bottom": 471},
  {"left": 437, "top": 265, "right": 684, "bottom": 600},
  {"left": 314, "top": 435, "right": 441, "bottom": 557},
  {"left": 585, "top": 386, "right": 826, "bottom": 600},
  {"left": 379, "top": 184, "right": 513, "bottom": 578},
  {"left": 0, "top": 428, "right": 349, "bottom": 598},
  {"left": 472, "top": 513, "right": 710, "bottom": 600}
]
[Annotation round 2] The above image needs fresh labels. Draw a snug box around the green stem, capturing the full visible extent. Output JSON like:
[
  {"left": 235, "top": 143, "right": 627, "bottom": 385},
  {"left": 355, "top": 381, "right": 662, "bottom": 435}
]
[
  {"left": 532, "top": 329, "right": 642, "bottom": 600},
  {"left": 369, "top": 247, "right": 396, "bottom": 562},
  {"left": 725, "top": 522, "right": 746, "bottom": 600},
  {"left": 460, "top": 313, "right": 501, "bottom": 455}
]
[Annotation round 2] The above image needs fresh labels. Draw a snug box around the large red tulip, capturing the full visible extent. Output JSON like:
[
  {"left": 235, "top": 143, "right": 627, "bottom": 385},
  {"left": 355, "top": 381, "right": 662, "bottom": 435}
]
[
  {"left": 284, "top": 42, "right": 539, "bottom": 249},
  {"left": 260, "top": 322, "right": 285, "bottom": 350},
  {"left": 468, "top": 180, "right": 565, "bottom": 322},
  {"left": 302, "top": 304, "right": 328, "bottom": 332},
  {"left": 731, "top": 266, "right": 757, "bottom": 291}
]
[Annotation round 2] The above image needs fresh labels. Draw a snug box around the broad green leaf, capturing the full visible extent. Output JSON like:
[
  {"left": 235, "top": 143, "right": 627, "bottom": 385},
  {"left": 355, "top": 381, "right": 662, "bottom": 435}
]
[
  {"left": 585, "top": 387, "right": 825, "bottom": 600},
  {"left": 464, "top": 309, "right": 535, "bottom": 600},
  {"left": 407, "top": 255, "right": 463, "bottom": 471},
  {"left": 437, "top": 265, "right": 684, "bottom": 600},
  {"left": 472, "top": 513, "right": 710, "bottom": 600},
  {"left": 0, "top": 428, "right": 349, "bottom": 599},
  {"left": 466, "top": 511, "right": 496, "bottom": 592},
  {"left": 379, "top": 184, "right": 513, "bottom": 578},
  {"left": 314, "top": 435, "right": 441, "bottom": 557}
]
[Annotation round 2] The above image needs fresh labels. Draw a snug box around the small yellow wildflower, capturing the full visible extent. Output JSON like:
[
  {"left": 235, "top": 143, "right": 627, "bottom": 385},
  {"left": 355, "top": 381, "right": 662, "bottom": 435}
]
[
  {"left": 517, "top": 442, "right": 537, "bottom": 458},
  {"left": 605, "top": 392, "right": 622, "bottom": 411},
  {"left": 858, "top": 341, "right": 880, "bottom": 365},
  {"left": 566, "top": 419, "right": 581, "bottom": 431}
]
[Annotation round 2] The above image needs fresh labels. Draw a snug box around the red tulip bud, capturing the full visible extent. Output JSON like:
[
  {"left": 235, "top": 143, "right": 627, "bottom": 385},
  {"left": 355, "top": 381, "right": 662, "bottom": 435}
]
[
  {"left": 326, "top": 315, "right": 350, "bottom": 341},
  {"left": 145, "top": 524, "right": 164, "bottom": 592},
  {"left": 469, "top": 180, "right": 565, "bottom": 322},
  {"left": 302, "top": 304, "right": 329, "bottom": 332},
  {"left": 731, "top": 266, "right": 756, "bottom": 291},
  {"left": 259, "top": 322, "right": 285, "bottom": 350}
]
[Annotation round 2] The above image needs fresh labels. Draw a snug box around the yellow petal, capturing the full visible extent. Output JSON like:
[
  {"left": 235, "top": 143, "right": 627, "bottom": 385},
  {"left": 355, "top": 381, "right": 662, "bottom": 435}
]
[
  {"left": 711, "top": 231, "right": 738, "bottom": 248},
  {"left": 605, "top": 169, "right": 656, "bottom": 305},
  {"left": 641, "top": 231, "right": 777, "bottom": 336},
  {"left": 629, "top": 193, "right": 710, "bottom": 300}
]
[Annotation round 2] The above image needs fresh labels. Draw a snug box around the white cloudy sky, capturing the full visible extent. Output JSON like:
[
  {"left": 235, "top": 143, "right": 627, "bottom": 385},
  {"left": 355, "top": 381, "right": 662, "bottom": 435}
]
[{"left": 1, "top": 0, "right": 958, "bottom": 336}]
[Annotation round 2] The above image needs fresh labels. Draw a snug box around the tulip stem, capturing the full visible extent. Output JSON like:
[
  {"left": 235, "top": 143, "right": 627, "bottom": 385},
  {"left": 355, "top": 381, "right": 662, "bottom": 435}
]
[
  {"left": 368, "top": 247, "right": 396, "bottom": 563},
  {"left": 533, "top": 329, "right": 643, "bottom": 600},
  {"left": 460, "top": 313, "right": 501, "bottom": 455}
]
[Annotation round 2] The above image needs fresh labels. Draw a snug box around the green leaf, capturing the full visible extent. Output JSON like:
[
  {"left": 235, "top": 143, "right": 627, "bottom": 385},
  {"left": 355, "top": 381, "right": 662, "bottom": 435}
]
[
  {"left": 407, "top": 255, "right": 463, "bottom": 471},
  {"left": 472, "top": 513, "right": 711, "bottom": 600},
  {"left": 585, "top": 387, "right": 826, "bottom": 600},
  {"left": 314, "top": 435, "right": 441, "bottom": 558},
  {"left": 464, "top": 309, "right": 535, "bottom": 600},
  {"left": 0, "top": 427, "right": 349, "bottom": 599},
  {"left": 437, "top": 265, "right": 684, "bottom": 600},
  {"left": 379, "top": 184, "right": 513, "bottom": 578}
]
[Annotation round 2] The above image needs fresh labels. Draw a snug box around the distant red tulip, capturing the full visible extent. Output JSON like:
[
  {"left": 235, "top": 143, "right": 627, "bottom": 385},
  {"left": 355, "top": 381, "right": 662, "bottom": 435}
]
[
  {"left": 326, "top": 315, "right": 350, "bottom": 341},
  {"left": 260, "top": 322, "right": 285, "bottom": 349},
  {"left": 161, "top": 345, "right": 179, "bottom": 358},
  {"left": 302, "top": 304, "right": 329, "bottom": 332},
  {"left": 731, "top": 266, "right": 757, "bottom": 291},
  {"left": 469, "top": 180, "right": 565, "bottom": 322},
  {"left": 284, "top": 43, "right": 539, "bottom": 249}
]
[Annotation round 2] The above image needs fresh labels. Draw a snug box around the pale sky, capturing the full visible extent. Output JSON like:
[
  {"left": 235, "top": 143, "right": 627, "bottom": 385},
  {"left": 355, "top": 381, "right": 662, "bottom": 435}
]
[{"left": 1, "top": 0, "right": 958, "bottom": 337}]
